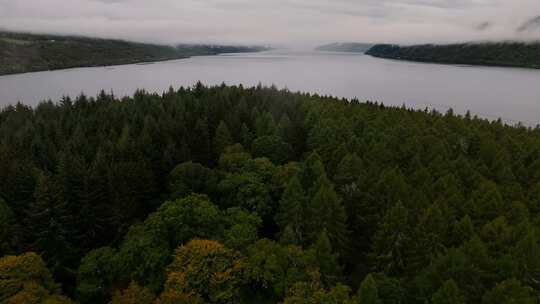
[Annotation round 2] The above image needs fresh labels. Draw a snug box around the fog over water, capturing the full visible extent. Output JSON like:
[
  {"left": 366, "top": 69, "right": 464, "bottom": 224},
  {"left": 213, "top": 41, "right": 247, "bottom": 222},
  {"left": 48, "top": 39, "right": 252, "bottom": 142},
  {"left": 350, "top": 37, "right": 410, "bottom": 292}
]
[{"left": 2, "top": 51, "right": 540, "bottom": 125}]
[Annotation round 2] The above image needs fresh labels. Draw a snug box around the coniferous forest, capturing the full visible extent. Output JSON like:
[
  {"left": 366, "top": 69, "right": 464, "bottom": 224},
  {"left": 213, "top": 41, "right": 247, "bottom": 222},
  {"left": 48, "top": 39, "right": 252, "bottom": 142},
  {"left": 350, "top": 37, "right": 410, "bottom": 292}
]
[{"left": 2, "top": 84, "right": 540, "bottom": 303}]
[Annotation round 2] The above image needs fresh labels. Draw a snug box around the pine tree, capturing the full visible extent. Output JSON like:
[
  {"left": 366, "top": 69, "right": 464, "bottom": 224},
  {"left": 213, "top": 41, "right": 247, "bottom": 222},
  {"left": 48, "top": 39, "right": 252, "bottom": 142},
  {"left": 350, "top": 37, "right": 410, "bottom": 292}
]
[
  {"left": 371, "top": 202, "right": 410, "bottom": 275},
  {"left": 311, "top": 231, "right": 342, "bottom": 287},
  {"left": 192, "top": 118, "right": 211, "bottom": 165},
  {"left": 357, "top": 274, "right": 381, "bottom": 304},
  {"left": 27, "top": 172, "right": 75, "bottom": 274},
  {"left": 432, "top": 280, "right": 465, "bottom": 304},
  {"left": 240, "top": 123, "right": 254, "bottom": 149},
  {"left": 276, "top": 176, "right": 306, "bottom": 245},
  {"left": 214, "top": 121, "right": 233, "bottom": 157},
  {"left": 450, "top": 215, "right": 475, "bottom": 247},
  {"left": 308, "top": 174, "right": 348, "bottom": 253}
]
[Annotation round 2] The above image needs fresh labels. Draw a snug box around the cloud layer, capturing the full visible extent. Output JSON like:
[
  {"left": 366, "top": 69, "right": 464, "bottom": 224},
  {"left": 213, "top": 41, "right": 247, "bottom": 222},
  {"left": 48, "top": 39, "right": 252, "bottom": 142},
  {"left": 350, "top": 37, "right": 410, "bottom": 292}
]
[{"left": 0, "top": 0, "right": 539, "bottom": 46}]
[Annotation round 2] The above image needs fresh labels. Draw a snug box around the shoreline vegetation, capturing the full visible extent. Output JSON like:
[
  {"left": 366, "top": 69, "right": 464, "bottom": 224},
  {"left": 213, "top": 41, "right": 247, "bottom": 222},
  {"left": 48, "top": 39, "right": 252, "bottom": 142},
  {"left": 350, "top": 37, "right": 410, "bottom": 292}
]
[
  {"left": 366, "top": 42, "right": 540, "bottom": 69},
  {"left": 0, "top": 31, "right": 268, "bottom": 76}
]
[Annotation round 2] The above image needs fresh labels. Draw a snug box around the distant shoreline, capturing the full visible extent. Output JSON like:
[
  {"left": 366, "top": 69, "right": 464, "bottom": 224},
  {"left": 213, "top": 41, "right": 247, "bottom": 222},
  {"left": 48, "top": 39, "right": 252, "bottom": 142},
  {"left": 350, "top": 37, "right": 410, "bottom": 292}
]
[
  {"left": 0, "top": 31, "right": 267, "bottom": 76},
  {"left": 366, "top": 43, "right": 540, "bottom": 70}
]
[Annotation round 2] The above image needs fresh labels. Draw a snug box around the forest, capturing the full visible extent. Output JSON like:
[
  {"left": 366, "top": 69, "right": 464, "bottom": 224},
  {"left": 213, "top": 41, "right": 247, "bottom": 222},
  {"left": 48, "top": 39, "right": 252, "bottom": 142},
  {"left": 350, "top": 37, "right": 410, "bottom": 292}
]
[
  {"left": 0, "top": 32, "right": 266, "bottom": 75},
  {"left": 1, "top": 83, "right": 540, "bottom": 303},
  {"left": 366, "top": 42, "right": 540, "bottom": 69}
]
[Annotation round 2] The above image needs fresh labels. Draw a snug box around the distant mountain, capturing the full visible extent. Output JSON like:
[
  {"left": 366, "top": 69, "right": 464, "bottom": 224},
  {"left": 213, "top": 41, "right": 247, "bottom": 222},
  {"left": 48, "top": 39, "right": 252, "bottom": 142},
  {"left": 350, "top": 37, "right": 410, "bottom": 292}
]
[
  {"left": 517, "top": 16, "right": 540, "bottom": 32},
  {"left": 315, "top": 42, "right": 374, "bottom": 53},
  {"left": 366, "top": 42, "right": 540, "bottom": 69},
  {"left": 0, "top": 31, "right": 267, "bottom": 75}
]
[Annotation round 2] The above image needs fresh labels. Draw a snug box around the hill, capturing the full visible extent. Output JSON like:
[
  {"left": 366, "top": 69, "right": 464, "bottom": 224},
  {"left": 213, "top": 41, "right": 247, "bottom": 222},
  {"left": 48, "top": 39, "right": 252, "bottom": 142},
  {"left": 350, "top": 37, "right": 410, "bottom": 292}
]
[
  {"left": 366, "top": 42, "right": 540, "bottom": 69},
  {"left": 0, "top": 32, "right": 267, "bottom": 75},
  {"left": 316, "top": 42, "right": 374, "bottom": 53},
  {"left": 1, "top": 84, "right": 540, "bottom": 303}
]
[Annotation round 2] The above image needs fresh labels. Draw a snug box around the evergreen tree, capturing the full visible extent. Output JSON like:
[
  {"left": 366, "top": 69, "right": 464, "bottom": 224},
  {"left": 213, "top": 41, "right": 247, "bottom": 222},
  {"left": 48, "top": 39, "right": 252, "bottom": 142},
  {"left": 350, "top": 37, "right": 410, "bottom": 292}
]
[
  {"left": 308, "top": 174, "right": 348, "bottom": 252},
  {"left": 357, "top": 274, "right": 381, "bottom": 304},
  {"left": 431, "top": 280, "right": 464, "bottom": 304},
  {"left": 214, "top": 121, "right": 233, "bottom": 157},
  {"left": 311, "top": 230, "right": 342, "bottom": 287},
  {"left": 276, "top": 176, "right": 306, "bottom": 245},
  {"left": 371, "top": 202, "right": 410, "bottom": 275}
]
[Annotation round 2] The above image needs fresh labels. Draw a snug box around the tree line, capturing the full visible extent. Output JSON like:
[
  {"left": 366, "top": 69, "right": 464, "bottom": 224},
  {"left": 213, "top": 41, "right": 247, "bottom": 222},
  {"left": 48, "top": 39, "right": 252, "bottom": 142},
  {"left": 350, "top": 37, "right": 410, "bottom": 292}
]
[
  {"left": 1, "top": 83, "right": 540, "bottom": 303},
  {"left": 366, "top": 42, "right": 540, "bottom": 69}
]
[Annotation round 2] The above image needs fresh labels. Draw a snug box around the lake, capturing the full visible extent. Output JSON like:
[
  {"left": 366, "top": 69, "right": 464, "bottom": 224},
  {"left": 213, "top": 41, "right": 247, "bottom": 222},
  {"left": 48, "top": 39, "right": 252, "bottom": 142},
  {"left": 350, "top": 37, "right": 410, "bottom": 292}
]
[{"left": 1, "top": 50, "right": 540, "bottom": 125}]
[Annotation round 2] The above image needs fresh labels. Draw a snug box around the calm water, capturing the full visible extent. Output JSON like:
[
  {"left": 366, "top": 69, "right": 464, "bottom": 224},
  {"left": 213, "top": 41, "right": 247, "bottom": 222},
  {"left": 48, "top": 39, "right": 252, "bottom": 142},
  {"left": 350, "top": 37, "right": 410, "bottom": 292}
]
[{"left": 2, "top": 50, "right": 540, "bottom": 125}]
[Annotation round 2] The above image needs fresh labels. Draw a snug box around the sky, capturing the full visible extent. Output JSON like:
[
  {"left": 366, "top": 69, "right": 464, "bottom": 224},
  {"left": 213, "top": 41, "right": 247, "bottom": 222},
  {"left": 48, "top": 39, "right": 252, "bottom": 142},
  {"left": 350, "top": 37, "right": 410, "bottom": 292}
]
[{"left": 0, "top": 0, "right": 539, "bottom": 47}]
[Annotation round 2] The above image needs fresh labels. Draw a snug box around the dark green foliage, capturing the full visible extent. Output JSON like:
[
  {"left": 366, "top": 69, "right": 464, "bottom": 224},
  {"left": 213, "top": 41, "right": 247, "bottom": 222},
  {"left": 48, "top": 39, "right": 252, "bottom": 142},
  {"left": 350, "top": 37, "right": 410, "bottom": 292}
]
[
  {"left": 431, "top": 280, "right": 464, "bottom": 304},
  {"left": 1, "top": 84, "right": 540, "bottom": 303},
  {"left": 0, "top": 31, "right": 267, "bottom": 75},
  {"left": 167, "top": 162, "right": 216, "bottom": 200},
  {"left": 366, "top": 42, "right": 540, "bottom": 69},
  {"left": 276, "top": 176, "right": 306, "bottom": 245}
]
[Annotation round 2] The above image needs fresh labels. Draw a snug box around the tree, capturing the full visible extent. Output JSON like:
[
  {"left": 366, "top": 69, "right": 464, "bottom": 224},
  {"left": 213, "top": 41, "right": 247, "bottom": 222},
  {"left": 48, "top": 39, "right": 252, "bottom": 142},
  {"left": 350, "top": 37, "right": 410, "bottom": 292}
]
[
  {"left": 111, "top": 281, "right": 155, "bottom": 304},
  {"left": 245, "top": 239, "right": 317, "bottom": 300},
  {"left": 308, "top": 174, "right": 348, "bottom": 252},
  {"left": 159, "top": 239, "right": 245, "bottom": 303},
  {"left": 311, "top": 231, "right": 342, "bottom": 287},
  {"left": 251, "top": 135, "right": 293, "bottom": 164},
  {"left": 0, "top": 197, "right": 18, "bottom": 256},
  {"left": 27, "top": 172, "right": 75, "bottom": 275},
  {"left": 192, "top": 118, "right": 211, "bottom": 165},
  {"left": 167, "top": 162, "right": 216, "bottom": 199},
  {"left": 371, "top": 202, "right": 410, "bottom": 275},
  {"left": 0, "top": 252, "right": 73, "bottom": 303},
  {"left": 334, "top": 153, "right": 364, "bottom": 187},
  {"left": 511, "top": 227, "right": 540, "bottom": 289},
  {"left": 357, "top": 274, "right": 381, "bottom": 304},
  {"left": 431, "top": 280, "right": 465, "bottom": 304},
  {"left": 481, "top": 279, "right": 536, "bottom": 304},
  {"left": 283, "top": 282, "right": 355, "bottom": 304},
  {"left": 214, "top": 121, "right": 233, "bottom": 157},
  {"left": 276, "top": 176, "right": 306, "bottom": 245},
  {"left": 221, "top": 207, "right": 262, "bottom": 250},
  {"left": 116, "top": 194, "right": 222, "bottom": 290},
  {"left": 76, "top": 247, "right": 120, "bottom": 304}
]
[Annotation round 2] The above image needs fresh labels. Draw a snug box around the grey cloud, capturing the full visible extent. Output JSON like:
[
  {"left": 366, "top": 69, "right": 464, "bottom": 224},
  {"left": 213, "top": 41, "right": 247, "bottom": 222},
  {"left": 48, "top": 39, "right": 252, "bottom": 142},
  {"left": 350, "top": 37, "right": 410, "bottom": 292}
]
[
  {"left": 517, "top": 16, "right": 540, "bottom": 32},
  {"left": 0, "top": 0, "right": 538, "bottom": 47}
]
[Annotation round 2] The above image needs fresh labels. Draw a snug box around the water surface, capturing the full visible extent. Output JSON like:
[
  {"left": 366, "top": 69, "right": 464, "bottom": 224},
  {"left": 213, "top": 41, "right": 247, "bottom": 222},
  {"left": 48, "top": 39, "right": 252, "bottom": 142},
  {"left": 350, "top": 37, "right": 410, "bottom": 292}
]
[{"left": 1, "top": 50, "right": 540, "bottom": 125}]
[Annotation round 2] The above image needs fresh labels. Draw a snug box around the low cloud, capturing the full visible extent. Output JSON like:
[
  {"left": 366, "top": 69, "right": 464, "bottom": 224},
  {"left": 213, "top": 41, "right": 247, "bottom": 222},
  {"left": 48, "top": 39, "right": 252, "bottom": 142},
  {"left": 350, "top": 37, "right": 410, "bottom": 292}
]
[{"left": 0, "top": 0, "right": 539, "bottom": 47}]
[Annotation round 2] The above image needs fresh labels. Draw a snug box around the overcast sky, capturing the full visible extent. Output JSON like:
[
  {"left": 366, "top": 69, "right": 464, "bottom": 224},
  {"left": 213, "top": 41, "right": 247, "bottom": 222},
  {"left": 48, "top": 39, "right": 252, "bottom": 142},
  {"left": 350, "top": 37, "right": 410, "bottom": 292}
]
[{"left": 0, "top": 0, "right": 539, "bottom": 47}]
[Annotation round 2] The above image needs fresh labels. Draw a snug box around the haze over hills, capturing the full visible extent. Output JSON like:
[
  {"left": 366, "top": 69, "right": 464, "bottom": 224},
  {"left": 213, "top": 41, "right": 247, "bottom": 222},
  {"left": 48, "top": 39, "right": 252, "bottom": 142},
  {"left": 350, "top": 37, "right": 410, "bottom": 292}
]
[
  {"left": 0, "top": 31, "right": 268, "bottom": 75},
  {"left": 315, "top": 43, "right": 374, "bottom": 53}
]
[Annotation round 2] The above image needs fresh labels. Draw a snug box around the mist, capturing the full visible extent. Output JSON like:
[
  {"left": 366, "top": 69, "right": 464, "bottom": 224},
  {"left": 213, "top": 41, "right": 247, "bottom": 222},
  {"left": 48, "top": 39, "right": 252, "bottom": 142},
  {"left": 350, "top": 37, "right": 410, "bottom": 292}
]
[{"left": 1, "top": 0, "right": 539, "bottom": 48}]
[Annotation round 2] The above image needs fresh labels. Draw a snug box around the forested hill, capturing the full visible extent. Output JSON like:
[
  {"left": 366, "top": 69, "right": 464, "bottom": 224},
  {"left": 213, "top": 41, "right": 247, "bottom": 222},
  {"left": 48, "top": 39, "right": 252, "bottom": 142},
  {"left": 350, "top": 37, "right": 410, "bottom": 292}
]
[
  {"left": 2, "top": 84, "right": 540, "bottom": 303},
  {"left": 316, "top": 42, "right": 374, "bottom": 53},
  {"left": 0, "top": 32, "right": 267, "bottom": 75},
  {"left": 366, "top": 42, "right": 540, "bottom": 69}
]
